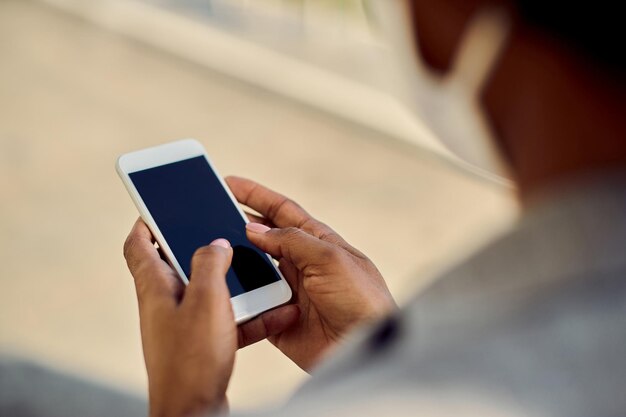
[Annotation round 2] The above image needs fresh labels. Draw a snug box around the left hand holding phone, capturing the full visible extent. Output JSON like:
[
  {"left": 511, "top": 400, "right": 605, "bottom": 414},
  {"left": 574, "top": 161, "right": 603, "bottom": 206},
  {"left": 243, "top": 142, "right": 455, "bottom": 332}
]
[{"left": 123, "top": 219, "right": 300, "bottom": 417}]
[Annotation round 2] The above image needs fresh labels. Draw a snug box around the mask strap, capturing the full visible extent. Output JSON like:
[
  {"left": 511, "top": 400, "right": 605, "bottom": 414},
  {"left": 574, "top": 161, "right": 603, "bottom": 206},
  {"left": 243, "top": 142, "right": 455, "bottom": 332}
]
[{"left": 450, "top": 8, "right": 511, "bottom": 93}]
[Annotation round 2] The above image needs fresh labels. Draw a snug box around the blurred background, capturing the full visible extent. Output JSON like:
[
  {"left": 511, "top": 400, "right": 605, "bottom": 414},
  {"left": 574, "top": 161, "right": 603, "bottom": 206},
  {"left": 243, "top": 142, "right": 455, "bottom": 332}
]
[{"left": 0, "top": 0, "right": 517, "bottom": 411}]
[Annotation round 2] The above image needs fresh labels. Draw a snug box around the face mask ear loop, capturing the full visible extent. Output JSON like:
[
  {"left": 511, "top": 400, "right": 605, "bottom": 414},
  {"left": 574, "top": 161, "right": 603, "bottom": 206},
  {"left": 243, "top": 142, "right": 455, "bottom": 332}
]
[
  {"left": 449, "top": 8, "right": 511, "bottom": 93},
  {"left": 446, "top": 8, "right": 516, "bottom": 186}
]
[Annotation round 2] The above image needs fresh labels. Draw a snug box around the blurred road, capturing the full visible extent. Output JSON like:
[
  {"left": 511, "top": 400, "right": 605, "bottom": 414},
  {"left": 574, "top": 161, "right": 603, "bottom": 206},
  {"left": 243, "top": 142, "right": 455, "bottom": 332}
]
[{"left": 0, "top": 0, "right": 517, "bottom": 410}]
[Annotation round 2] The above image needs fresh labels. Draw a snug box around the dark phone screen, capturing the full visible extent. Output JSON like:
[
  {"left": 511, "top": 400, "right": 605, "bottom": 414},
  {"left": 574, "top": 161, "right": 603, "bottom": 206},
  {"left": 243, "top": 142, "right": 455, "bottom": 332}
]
[{"left": 129, "top": 156, "right": 280, "bottom": 297}]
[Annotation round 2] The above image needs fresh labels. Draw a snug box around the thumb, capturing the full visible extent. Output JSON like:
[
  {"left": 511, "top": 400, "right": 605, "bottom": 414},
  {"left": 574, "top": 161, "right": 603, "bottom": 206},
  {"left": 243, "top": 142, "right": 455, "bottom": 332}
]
[
  {"left": 246, "top": 223, "right": 338, "bottom": 271},
  {"left": 184, "top": 238, "right": 233, "bottom": 310}
]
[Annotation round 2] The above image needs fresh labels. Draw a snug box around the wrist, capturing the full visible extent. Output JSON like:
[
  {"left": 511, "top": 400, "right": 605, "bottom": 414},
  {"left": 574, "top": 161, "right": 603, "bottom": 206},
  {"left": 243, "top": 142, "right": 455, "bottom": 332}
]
[{"left": 149, "top": 392, "right": 226, "bottom": 417}]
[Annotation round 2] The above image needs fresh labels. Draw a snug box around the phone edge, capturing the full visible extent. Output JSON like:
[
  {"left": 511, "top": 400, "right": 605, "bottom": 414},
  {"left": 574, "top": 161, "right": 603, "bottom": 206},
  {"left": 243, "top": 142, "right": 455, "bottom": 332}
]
[{"left": 115, "top": 139, "right": 293, "bottom": 323}]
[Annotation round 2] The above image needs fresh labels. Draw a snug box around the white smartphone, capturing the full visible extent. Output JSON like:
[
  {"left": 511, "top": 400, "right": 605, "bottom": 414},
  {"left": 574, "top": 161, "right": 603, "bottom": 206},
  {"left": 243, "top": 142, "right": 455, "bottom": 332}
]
[{"left": 116, "top": 139, "right": 292, "bottom": 323}]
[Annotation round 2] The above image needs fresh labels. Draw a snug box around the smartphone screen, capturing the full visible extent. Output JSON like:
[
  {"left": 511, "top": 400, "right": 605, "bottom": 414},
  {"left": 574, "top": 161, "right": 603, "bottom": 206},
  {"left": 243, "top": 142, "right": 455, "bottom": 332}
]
[{"left": 128, "top": 156, "right": 280, "bottom": 297}]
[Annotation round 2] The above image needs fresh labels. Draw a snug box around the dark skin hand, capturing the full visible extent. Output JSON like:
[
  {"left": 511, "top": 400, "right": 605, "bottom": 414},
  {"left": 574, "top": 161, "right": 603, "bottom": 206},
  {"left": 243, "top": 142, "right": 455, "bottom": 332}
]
[
  {"left": 124, "top": 223, "right": 237, "bottom": 417},
  {"left": 123, "top": 177, "right": 396, "bottom": 416},
  {"left": 227, "top": 176, "right": 397, "bottom": 370}
]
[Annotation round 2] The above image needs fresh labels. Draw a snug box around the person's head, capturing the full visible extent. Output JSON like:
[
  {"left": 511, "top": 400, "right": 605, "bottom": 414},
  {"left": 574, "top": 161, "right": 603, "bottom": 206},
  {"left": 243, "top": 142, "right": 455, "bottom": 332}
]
[{"left": 388, "top": 0, "right": 626, "bottom": 199}]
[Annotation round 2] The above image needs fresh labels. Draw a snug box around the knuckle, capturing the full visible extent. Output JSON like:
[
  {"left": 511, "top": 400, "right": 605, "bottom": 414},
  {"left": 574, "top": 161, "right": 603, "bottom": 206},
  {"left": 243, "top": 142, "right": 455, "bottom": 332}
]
[
  {"left": 280, "top": 227, "right": 306, "bottom": 247},
  {"left": 282, "top": 227, "right": 303, "bottom": 240},
  {"left": 314, "top": 219, "right": 333, "bottom": 233},
  {"left": 319, "top": 245, "right": 343, "bottom": 264},
  {"left": 285, "top": 198, "right": 302, "bottom": 212},
  {"left": 123, "top": 235, "right": 138, "bottom": 260},
  {"left": 192, "top": 245, "right": 220, "bottom": 262},
  {"left": 269, "top": 196, "right": 297, "bottom": 219}
]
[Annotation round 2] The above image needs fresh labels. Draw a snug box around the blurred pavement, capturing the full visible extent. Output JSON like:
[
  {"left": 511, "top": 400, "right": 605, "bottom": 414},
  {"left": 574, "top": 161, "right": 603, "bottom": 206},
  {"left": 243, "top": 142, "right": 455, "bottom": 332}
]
[{"left": 0, "top": 0, "right": 517, "bottom": 410}]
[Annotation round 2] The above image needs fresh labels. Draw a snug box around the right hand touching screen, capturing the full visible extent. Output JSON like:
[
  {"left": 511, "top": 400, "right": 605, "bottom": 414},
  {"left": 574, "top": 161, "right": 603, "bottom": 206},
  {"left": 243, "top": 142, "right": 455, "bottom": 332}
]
[{"left": 226, "top": 177, "right": 397, "bottom": 372}]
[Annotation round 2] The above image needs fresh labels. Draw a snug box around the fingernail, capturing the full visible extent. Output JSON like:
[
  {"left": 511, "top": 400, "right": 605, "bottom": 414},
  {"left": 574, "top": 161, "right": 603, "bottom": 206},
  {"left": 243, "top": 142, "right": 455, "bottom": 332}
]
[
  {"left": 210, "top": 238, "right": 231, "bottom": 249},
  {"left": 246, "top": 223, "right": 271, "bottom": 234}
]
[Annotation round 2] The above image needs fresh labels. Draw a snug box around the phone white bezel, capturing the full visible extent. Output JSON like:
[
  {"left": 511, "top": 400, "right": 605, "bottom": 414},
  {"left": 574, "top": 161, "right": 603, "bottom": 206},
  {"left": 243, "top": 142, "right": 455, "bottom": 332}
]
[{"left": 116, "top": 138, "right": 292, "bottom": 323}]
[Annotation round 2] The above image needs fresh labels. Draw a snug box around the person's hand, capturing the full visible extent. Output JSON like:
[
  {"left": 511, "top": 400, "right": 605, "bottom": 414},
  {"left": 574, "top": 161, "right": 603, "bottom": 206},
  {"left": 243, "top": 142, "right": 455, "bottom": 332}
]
[
  {"left": 123, "top": 219, "right": 299, "bottom": 417},
  {"left": 226, "top": 177, "right": 397, "bottom": 371}
]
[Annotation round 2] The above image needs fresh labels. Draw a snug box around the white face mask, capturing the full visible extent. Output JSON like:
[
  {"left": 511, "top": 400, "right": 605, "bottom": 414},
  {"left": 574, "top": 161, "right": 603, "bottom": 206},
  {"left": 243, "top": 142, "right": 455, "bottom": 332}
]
[{"left": 369, "top": 1, "right": 513, "bottom": 184}]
